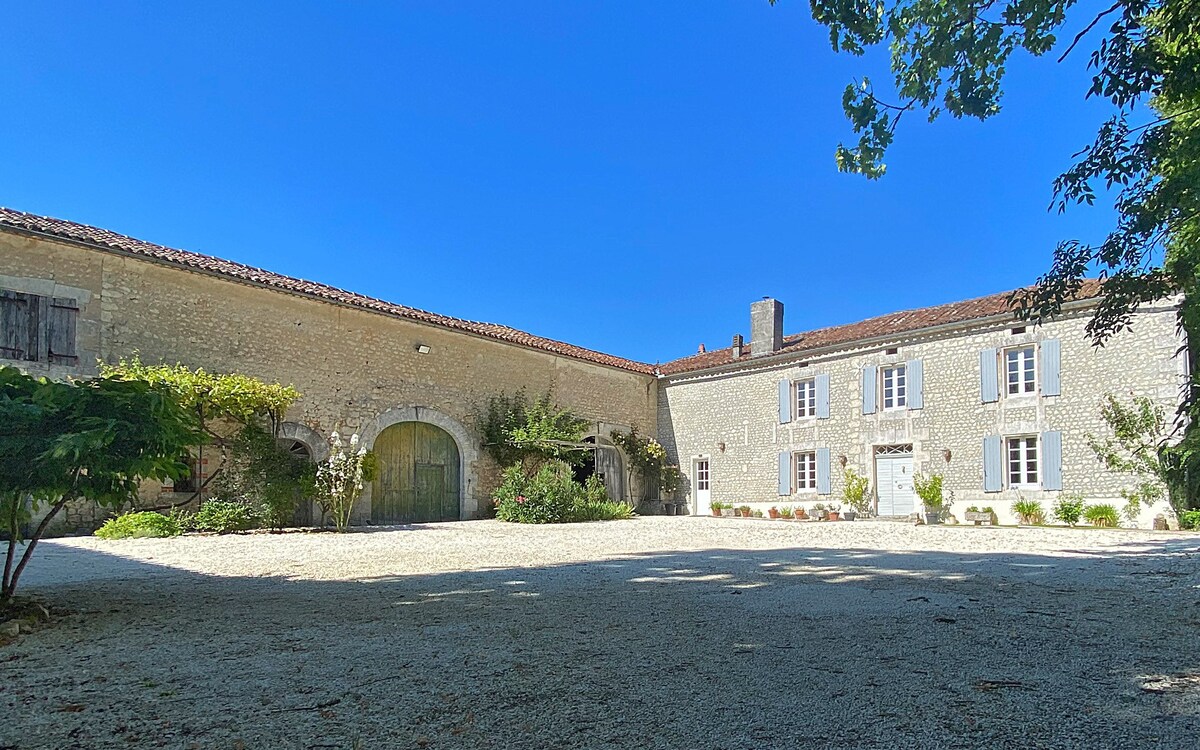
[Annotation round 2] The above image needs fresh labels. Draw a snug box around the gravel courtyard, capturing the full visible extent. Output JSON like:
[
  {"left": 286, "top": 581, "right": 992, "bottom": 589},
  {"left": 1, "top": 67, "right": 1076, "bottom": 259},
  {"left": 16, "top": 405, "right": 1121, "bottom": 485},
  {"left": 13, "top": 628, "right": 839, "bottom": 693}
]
[{"left": 4, "top": 517, "right": 1200, "bottom": 749}]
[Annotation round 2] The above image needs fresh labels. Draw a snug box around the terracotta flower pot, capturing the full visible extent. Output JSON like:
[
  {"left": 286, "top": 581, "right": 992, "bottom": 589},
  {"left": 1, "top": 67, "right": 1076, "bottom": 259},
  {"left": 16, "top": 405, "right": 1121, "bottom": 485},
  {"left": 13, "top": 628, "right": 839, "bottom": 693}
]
[
  {"left": 828, "top": 512, "right": 841, "bottom": 522},
  {"left": 768, "top": 509, "right": 781, "bottom": 519},
  {"left": 712, "top": 508, "right": 722, "bottom": 517}
]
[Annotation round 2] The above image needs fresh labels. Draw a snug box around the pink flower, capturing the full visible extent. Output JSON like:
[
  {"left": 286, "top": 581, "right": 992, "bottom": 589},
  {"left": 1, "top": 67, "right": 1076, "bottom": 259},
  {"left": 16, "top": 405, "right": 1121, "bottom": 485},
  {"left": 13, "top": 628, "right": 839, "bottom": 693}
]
[{"left": 516, "top": 495, "right": 527, "bottom": 504}]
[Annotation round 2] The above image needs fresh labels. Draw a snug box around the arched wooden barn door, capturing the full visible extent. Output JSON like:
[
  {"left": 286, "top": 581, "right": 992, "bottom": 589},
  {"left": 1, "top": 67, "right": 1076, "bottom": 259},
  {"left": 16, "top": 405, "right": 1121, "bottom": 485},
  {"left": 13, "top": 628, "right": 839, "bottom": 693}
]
[{"left": 371, "top": 421, "right": 461, "bottom": 524}]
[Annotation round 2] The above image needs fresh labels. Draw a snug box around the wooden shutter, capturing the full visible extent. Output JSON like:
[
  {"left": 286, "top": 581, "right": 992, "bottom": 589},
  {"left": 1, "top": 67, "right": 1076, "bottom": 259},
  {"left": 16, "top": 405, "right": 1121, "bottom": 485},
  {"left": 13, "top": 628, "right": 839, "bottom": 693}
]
[
  {"left": 778, "top": 452, "right": 792, "bottom": 496},
  {"left": 778, "top": 379, "right": 792, "bottom": 424},
  {"left": 0, "top": 290, "right": 40, "bottom": 362},
  {"left": 1041, "top": 431, "right": 1063, "bottom": 490},
  {"left": 907, "top": 359, "right": 924, "bottom": 409},
  {"left": 816, "top": 447, "right": 831, "bottom": 495},
  {"left": 1040, "top": 339, "right": 1061, "bottom": 396},
  {"left": 861, "top": 365, "right": 877, "bottom": 415},
  {"left": 980, "top": 349, "right": 998, "bottom": 403},
  {"left": 815, "top": 373, "right": 830, "bottom": 419},
  {"left": 48, "top": 297, "right": 79, "bottom": 365},
  {"left": 983, "top": 435, "right": 1002, "bottom": 492}
]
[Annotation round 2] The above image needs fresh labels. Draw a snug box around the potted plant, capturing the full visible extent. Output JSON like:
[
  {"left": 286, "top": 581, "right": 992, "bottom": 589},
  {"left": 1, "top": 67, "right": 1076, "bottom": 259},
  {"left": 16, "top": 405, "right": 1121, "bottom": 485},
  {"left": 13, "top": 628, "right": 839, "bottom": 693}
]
[
  {"left": 794, "top": 507, "right": 808, "bottom": 520},
  {"left": 779, "top": 506, "right": 794, "bottom": 520},
  {"left": 827, "top": 503, "right": 842, "bottom": 522},
  {"left": 809, "top": 503, "right": 827, "bottom": 521},
  {"left": 963, "top": 505, "right": 996, "bottom": 525},
  {"left": 710, "top": 500, "right": 723, "bottom": 518},
  {"left": 842, "top": 467, "right": 871, "bottom": 521},
  {"left": 914, "top": 473, "right": 946, "bottom": 525},
  {"left": 737, "top": 505, "right": 752, "bottom": 518},
  {"left": 720, "top": 502, "right": 735, "bottom": 517},
  {"left": 768, "top": 506, "right": 782, "bottom": 519},
  {"left": 1011, "top": 498, "right": 1045, "bottom": 525},
  {"left": 751, "top": 509, "right": 764, "bottom": 518}
]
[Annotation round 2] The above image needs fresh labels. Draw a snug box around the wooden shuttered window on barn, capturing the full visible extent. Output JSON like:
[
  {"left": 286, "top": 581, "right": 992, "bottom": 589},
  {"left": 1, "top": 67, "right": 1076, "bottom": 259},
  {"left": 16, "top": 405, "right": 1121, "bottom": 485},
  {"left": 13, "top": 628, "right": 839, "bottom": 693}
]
[
  {"left": 48, "top": 297, "right": 79, "bottom": 365},
  {"left": 0, "top": 289, "right": 79, "bottom": 366},
  {"left": 0, "top": 290, "right": 40, "bottom": 362}
]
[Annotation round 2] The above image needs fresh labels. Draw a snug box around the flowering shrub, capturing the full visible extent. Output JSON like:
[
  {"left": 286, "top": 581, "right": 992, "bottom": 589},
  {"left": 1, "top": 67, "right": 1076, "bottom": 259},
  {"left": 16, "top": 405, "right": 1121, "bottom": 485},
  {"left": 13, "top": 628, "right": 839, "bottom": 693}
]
[
  {"left": 610, "top": 427, "right": 678, "bottom": 501},
  {"left": 315, "top": 432, "right": 372, "bottom": 532},
  {"left": 494, "top": 461, "right": 634, "bottom": 523}
]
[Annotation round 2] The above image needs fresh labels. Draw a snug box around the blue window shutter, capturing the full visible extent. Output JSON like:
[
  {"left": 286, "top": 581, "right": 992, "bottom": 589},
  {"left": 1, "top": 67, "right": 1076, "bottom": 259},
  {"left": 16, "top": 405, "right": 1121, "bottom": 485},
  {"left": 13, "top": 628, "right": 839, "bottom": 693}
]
[
  {"left": 983, "top": 435, "right": 1002, "bottom": 492},
  {"left": 907, "top": 359, "right": 924, "bottom": 409},
  {"left": 778, "top": 378, "right": 792, "bottom": 423},
  {"left": 980, "top": 349, "right": 999, "bottom": 403},
  {"left": 862, "top": 365, "right": 877, "bottom": 415},
  {"left": 1040, "top": 339, "right": 1061, "bottom": 396},
  {"left": 816, "top": 447, "right": 831, "bottom": 495},
  {"left": 1042, "top": 431, "right": 1063, "bottom": 490},
  {"left": 815, "top": 373, "right": 830, "bottom": 419},
  {"left": 778, "top": 452, "right": 792, "bottom": 495}
]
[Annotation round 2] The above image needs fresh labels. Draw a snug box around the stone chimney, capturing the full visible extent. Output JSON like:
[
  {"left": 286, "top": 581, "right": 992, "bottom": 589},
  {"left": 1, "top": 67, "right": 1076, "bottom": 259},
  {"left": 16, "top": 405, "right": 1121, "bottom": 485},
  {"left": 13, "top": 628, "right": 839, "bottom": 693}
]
[
  {"left": 731, "top": 333, "right": 744, "bottom": 359},
  {"left": 750, "top": 297, "right": 783, "bottom": 356}
]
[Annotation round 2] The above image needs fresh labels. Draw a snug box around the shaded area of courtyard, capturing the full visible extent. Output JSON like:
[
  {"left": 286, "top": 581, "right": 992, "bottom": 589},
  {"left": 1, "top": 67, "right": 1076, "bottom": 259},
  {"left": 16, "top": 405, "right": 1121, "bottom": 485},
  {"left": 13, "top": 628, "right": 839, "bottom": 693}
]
[{"left": 3, "top": 518, "right": 1200, "bottom": 749}]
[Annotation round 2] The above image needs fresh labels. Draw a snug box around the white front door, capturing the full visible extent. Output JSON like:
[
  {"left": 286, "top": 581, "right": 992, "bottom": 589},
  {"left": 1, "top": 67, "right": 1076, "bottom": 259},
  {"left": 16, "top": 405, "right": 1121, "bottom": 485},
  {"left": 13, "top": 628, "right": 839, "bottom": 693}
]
[
  {"left": 694, "top": 459, "right": 711, "bottom": 513},
  {"left": 876, "top": 454, "right": 915, "bottom": 516}
]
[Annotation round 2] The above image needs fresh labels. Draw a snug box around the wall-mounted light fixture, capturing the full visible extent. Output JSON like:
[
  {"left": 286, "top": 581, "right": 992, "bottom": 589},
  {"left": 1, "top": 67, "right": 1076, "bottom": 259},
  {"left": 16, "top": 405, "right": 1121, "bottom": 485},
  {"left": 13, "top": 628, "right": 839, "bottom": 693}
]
[
  {"left": 718, "top": 442, "right": 726, "bottom": 453},
  {"left": 416, "top": 344, "right": 431, "bottom": 354},
  {"left": 838, "top": 454, "right": 848, "bottom": 467},
  {"left": 942, "top": 448, "right": 952, "bottom": 463}
]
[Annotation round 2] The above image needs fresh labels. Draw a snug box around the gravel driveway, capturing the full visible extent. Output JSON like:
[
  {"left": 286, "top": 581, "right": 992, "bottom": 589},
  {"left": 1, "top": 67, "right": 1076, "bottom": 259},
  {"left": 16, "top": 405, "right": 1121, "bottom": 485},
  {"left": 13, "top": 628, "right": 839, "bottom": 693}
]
[{"left": 4, "top": 517, "right": 1200, "bottom": 749}]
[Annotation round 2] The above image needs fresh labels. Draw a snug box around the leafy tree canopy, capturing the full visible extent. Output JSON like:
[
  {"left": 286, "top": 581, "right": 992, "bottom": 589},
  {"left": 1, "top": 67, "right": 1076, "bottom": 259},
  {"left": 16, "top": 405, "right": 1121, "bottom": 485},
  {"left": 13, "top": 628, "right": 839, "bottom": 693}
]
[{"left": 478, "top": 390, "right": 591, "bottom": 467}]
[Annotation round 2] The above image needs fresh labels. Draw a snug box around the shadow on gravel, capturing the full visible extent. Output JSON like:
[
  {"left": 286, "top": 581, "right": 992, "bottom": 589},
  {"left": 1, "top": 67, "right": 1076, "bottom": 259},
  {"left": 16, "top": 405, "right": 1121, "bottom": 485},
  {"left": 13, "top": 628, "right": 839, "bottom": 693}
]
[{"left": 5, "top": 535, "right": 1200, "bottom": 749}]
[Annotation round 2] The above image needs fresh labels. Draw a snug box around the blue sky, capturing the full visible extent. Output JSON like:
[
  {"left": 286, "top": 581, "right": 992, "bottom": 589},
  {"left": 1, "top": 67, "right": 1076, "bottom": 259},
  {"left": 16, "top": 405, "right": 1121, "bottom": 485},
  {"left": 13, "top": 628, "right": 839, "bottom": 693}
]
[{"left": 0, "top": 2, "right": 1115, "bottom": 364}]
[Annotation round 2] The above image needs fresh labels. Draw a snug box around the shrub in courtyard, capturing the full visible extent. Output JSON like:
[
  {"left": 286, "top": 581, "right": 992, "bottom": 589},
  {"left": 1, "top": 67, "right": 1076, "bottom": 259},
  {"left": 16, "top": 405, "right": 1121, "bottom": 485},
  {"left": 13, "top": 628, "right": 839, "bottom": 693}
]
[
  {"left": 1084, "top": 504, "right": 1120, "bottom": 528},
  {"left": 188, "top": 500, "right": 259, "bottom": 533},
  {"left": 1178, "top": 510, "right": 1200, "bottom": 530},
  {"left": 1053, "top": 493, "right": 1086, "bottom": 527},
  {"left": 494, "top": 462, "right": 634, "bottom": 523},
  {"left": 1012, "top": 499, "right": 1045, "bottom": 525},
  {"left": 573, "top": 477, "right": 634, "bottom": 521},
  {"left": 843, "top": 467, "right": 871, "bottom": 515},
  {"left": 95, "top": 511, "right": 183, "bottom": 540},
  {"left": 913, "top": 474, "right": 946, "bottom": 515},
  {"left": 314, "top": 432, "right": 376, "bottom": 532},
  {"left": 214, "top": 424, "right": 316, "bottom": 530}
]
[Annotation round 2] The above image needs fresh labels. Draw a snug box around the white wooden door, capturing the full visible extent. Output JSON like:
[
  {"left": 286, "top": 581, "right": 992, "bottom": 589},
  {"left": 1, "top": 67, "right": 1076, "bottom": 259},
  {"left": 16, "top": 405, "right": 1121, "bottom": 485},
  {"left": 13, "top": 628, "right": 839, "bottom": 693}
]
[
  {"left": 875, "top": 454, "right": 915, "bottom": 516},
  {"left": 694, "top": 459, "right": 711, "bottom": 513}
]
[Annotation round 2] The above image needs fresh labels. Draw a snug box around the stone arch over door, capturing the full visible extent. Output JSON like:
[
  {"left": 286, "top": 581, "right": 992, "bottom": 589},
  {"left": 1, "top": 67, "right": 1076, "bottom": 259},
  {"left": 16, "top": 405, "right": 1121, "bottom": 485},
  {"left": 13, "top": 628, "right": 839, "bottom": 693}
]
[
  {"left": 276, "top": 421, "right": 328, "bottom": 527},
  {"left": 361, "top": 407, "right": 478, "bottom": 521}
]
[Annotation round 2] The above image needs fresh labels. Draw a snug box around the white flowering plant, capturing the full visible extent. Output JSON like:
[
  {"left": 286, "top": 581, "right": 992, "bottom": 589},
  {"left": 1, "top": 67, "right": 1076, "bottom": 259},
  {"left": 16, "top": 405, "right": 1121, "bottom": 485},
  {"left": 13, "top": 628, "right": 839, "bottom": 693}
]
[{"left": 315, "top": 431, "right": 375, "bottom": 532}]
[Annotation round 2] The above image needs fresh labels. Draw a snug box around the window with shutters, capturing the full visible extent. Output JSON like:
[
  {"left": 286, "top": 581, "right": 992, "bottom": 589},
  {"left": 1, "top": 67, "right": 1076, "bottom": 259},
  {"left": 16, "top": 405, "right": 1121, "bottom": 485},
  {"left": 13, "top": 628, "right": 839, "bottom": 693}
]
[
  {"left": 794, "top": 451, "right": 817, "bottom": 491},
  {"left": 795, "top": 378, "right": 817, "bottom": 418},
  {"left": 1004, "top": 345, "right": 1037, "bottom": 396},
  {"left": 881, "top": 365, "right": 907, "bottom": 410},
  {"left": 1006, "top": 436, "right": 1039, "bottom": 488},
  {"left": 0, "top": 288, "right": 78, "bottom": 366}
]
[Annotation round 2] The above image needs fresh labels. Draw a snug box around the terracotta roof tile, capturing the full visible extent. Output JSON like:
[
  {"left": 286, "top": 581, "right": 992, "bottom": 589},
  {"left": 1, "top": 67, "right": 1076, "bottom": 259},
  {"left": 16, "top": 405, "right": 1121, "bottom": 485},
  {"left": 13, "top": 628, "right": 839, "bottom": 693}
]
[
  {"left": 0, "top": 207, "right": 656, "bottom": 375},
  {"left": 659, "top": 280, "right": 1104, "bottom": 376}
]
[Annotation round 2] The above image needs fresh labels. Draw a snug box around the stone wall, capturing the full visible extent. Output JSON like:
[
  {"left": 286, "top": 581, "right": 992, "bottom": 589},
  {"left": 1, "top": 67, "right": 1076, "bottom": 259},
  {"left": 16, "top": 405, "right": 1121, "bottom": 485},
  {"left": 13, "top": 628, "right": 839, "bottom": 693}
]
[
  {"left": 658, "top": 301, "right": 1186, "bottom": 526},
  {"left": 1, "top": 230, "right": 658, "bottom": 522}
]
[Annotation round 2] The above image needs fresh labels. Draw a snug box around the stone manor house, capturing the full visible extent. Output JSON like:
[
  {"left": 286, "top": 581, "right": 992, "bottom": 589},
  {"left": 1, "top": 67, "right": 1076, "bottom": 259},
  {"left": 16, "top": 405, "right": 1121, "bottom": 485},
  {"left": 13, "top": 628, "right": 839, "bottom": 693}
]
[{"left": 0, "top": 208, "right": 1187, "bottom": 527}]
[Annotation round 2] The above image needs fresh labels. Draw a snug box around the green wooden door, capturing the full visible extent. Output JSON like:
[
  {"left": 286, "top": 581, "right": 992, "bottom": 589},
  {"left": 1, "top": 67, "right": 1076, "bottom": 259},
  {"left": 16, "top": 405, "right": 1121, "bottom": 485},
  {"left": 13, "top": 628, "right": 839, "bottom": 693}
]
[{"left": 371, "top": 421, "right": 461, "bottom": 524}]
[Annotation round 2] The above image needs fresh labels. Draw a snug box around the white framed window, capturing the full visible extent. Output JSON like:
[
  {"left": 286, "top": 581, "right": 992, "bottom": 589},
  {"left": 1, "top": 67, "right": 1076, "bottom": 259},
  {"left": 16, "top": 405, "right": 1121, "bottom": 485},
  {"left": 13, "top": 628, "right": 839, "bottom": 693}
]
[
  {"left": 881, "top": 365, "right": 907, "bottom": 410},
  {"left": 795, "top": 378, "right": 817, "bottom": 418},
  {"left": 1006, "top": 436, "right": 1039, "bottom": 487},
  {"left": 794, "top": 451, "right": 817, "bottom": 491},
  {"left": 695, "top": 459, "right": 710, "bottom": 491},
  {"left": 1004, "top": 345, "right": 1037, "bottom": 396}
]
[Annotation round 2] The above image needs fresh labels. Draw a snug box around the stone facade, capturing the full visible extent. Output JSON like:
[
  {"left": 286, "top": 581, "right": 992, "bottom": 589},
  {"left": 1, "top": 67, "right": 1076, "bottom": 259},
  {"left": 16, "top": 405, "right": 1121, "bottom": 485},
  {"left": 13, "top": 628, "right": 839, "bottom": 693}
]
[
  {"left": 1, "top": 228, "right": 658, "bottom": 524},
  {"left": 658, "top": 299, "right": 1186, "bottom": 526}
]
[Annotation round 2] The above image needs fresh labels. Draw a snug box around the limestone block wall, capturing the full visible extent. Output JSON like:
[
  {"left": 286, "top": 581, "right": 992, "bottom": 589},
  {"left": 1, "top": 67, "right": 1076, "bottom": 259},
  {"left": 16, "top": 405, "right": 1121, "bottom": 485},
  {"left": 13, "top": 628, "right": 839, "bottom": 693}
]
[
  {"left": 1, "top": 231, "right": 658, "bottom": 523},
  {"left": 658, "top": 302, "right": 1186, "bottom": 526}
]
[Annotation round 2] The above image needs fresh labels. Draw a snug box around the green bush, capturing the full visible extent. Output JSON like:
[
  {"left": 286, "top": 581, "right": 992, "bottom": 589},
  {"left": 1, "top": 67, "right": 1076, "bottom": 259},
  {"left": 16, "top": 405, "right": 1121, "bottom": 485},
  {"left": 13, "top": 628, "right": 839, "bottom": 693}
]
[
  {"left": 1053, "top": 494, "right": 1086, "bottom": 527},
  {"left": 189, "top": 500, "right": 259, "bottom": 533},
  {"left": 1012, "top": 499, "right": 1046, "bottom": 525},
  {"left": 95, "top": 511, "right": 182, "bottom": 540},
  {"left": 1178, "top": 510, "right": 1200, "bottom": 530},
  {"left": 1084, "top": 503, "right": 1120, "bottom": 528},
  {"left": 494, "top": 461, "right": 634, "bottom": 523}
]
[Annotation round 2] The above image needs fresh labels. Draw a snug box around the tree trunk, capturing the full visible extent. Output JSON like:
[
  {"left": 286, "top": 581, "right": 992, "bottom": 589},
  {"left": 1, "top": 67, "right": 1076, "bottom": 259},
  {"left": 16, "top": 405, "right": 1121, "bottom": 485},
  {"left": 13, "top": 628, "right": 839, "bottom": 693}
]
[{"left": 1, "top": 497, "right": 67, "bottom": 602}]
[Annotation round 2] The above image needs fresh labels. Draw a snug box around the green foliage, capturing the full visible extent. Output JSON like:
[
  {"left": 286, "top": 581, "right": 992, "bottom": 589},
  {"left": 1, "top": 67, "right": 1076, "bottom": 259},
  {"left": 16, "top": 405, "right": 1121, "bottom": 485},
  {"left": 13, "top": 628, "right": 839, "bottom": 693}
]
[
  {"left": 213, "top": 425, "right": 317, "bottom": 530},
  {"left": 1, "top": 366, "right": 201, "bottom": 600},
  {"left": 1012, "top": 498, "right": 1047, "bottom": 525},
  {"left": 1178, "top": 509, "right": 1200, "bottom": 530},
  {"left": 1053, "top": 493, "right": 1087, "bottom": 526},
  {"left": 493, "top": 461, "right": 636, "bottom": 524},
  {"left": 1087, "top": 393, "right": 1174, "bottom": 517},
  {"left": 188, "top": 500, "right": 259, "bottom": 533},
  {"left": 95, "top": 511, "right": 183, "bottom": 540},
  {"left": 780, "top": 506, "right": 795, "bottom": 518},
  {"left": 842, "top": 466, "right": 871, "bottom": 513},
  {"left": 913, "top": 473, "right": 945, "bottom": 511},
  {"left": 1084, "top": 503, "right": 1121, "bottom": 528},
  {"left": 610, "top": 426, "right": 678, "bottom": 501},
  {"left": 478, "top": 390, "right": 590, "bottom": 467}
]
